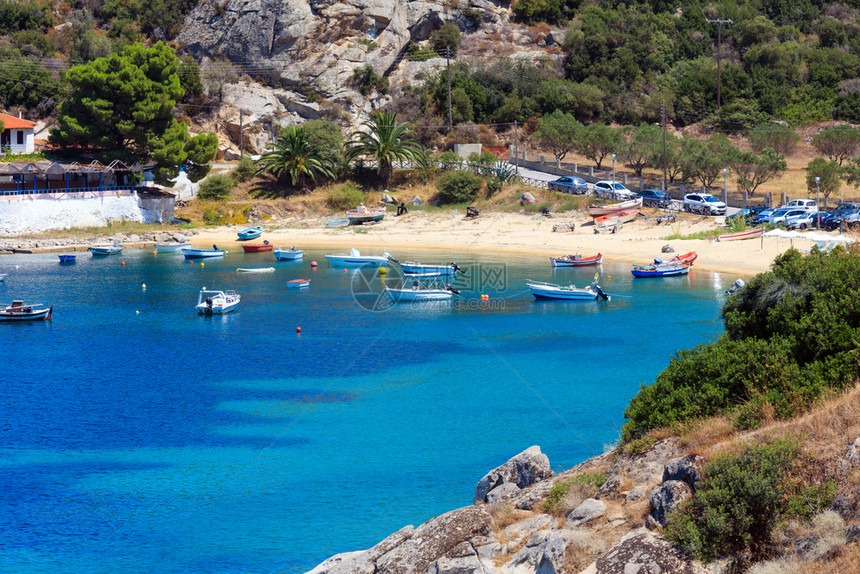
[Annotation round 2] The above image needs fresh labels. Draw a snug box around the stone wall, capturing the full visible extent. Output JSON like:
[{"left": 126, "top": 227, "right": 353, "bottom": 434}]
[{"left": 0, "top": 195, "right": 168, "bottom": 235}]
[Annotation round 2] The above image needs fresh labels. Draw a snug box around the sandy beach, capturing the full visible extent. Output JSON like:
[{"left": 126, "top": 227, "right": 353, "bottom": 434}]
[{"left": 187, "top": 211, "right": 844, "bottom": 277}]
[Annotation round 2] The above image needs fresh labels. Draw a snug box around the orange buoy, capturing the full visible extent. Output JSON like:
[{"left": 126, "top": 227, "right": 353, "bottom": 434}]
[
  {"left": 311, "top": 261, "right": 318, "bottom": 267},
  {"left": 121, "top": 261, "right": 126, "bottom": 266},
  {"left": 343, "top": 269, "right": 347, "bottom": 273},
  {"left": 296, "top": 326, "right": 301, "bottom": 333}
]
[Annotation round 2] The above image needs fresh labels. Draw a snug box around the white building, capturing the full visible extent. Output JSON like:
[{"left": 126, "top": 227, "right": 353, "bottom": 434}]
[{"left": 0, "top": 112, "right": 36, "bottom": 154}]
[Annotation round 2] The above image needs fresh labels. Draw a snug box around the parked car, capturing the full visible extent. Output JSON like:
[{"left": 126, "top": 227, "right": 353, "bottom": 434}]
[
  {"left": 785, "top": 212, "right": 823, "bottom": 230},
  {"left": 682, "top": 193, "right": 727, "bottom": 215},
  {"left": 548, "top": 176, "right": 591, "bottom": 194},
  {"left": 821, "top": 202, "right": 860, "bottom": 230},
  {"left": 767, "top": 208, "right": 808, "bottom": 226},
  {"left": 841, "top": 205, "right": 860, "bottom": 229},
  {"left": 636, "top": 189, "right": 672, "bottom": 207},
  {"left": 782, "top": 198, "right": 818, "bottom": 212},
  {"left": 593, "top": 180, "right": 635, "bottom": 199},
  {"left": 728, "top": 207, "right": 766, "bottom": 222},
  {"left": 751, "top": 209, "right": 776, "bottom": 225}
]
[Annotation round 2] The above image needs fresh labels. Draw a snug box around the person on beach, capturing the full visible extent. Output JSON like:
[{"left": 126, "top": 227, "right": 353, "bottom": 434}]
[{"left": 397, "top": 203, "right": 407, "bottom": 216}]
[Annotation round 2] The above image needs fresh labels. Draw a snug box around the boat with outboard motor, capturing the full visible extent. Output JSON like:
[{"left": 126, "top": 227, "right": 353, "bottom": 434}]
[
  {"left": 89, "top": 242, "right": 123, "bottom": 256},
  {"left": 550, "top": 253, "right": 603, "bottom": 267},
  {"left": 526, "top": 275, "right": 610, "bottom": 301},
  {"left": 0, "top": 300, "right": 53, "bottom": 321},
  {"left": 195, "top": 288, "right": 240, "bottom": 314},
  {"left": 325, "top": 248, "right": 390, "bottom": 267},
  {"left": 184, "top": 246, "right": 226, "bottom": 259},
  {"left": 274, "top": 246, "right": 304, "bottom": 261}
]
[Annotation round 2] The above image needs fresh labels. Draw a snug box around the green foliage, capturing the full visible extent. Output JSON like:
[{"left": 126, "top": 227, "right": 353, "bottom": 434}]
[
  {"left": 542, "top": 480, "right": 575, "bottom": 515},
  {"left": 102, "top": 0, "right": 199, "bottom": 38},
  {"left": 622, "top": 247, "right": 860, "bottom": 441},
  {"left": 665, "top": 438, "right": 802, "bottom": 562},
  {"left": 748, "top": 123, "right": 800, "bottom": 156},
  {"left": 806, "top": 157, "right": 841, "bottom": 199},
  {"left": 303, "top": 120, "right": 345, "bottom": 164},
  {"left": 346, "top": 111, "right": 427, "bottom": 186},
  {"left": 406, "top": 42, "right": 438, "bottom": 62},
  {"left": 326, "top": 184, "right": 365, "bottom": 210},
  {"left": 0, "top": 0, "right": 52, "bottom": 33},
  {"left": 178, "top": 57, "right": 203, "bottom": 101},
  {"left": 625, "top": 435, "right": 656, "bottom": 456},
  {"left": 233, "top": 157, "right": 257, "bottom": 183},
  {"left": 0, "top": 46, "right": 62, "bottom": 111},
  {"left": 784, "top": 480, "right": 838, "bottom": 521},
  {"left": 431, "top": 22, "right": 461, "bottom": 57},
  {"left": 438, "top": 151, "right": 463, "bottom": 170},
  {"left": 620, "top": 124, "right": 661, "bottom": 177},
  {"left": 535, "top": 79, "right": 604, "bottom": 123},
  {"left": 355, "top": 65, "right": 389, "bottom": 96},
  {"left": 437, "top": 170, "right": 483, "bottom": 204},
  {"left": 812, "top": 124, "right": 860, "bottom": 165},
  {"left": 197, "top": 174, "right": 233, "bottom": 201},
  {"left": 680, "top": 134, "right": 737, "bottom": 187},
  {"left": 256, "top": 126, "right": 335, "bottom": 188},
  {"left": 12, "top": 29, "right": 55, "bottom": 55},
  {"left": 732, "top": 148, "right": 787, "bottom": 196},
  {"left": 513, "top": 0, "right": 569, "bottom": 25},
  {"left": 578, "top": 123, "right": 621, "bottom": 169}
]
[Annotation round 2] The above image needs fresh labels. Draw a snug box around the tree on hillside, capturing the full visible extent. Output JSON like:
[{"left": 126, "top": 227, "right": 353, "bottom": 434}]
[
  {"left": 256, "top": 126, "right": 335, "bottom": 189},
  {"left": 346, "top": 111, "right": 427, "bottom": 186},
  {"left": 680, "top": 134, "right": 736, "bottom": 187},
  {"left": 806, "top": 157, "right": 841, "bottom": 207},
  {"left": 534, "top": 79, "right": 604, "bottom": 123},
  {"left": 748, "top": 123, "right": 800, "bottom": 156},
  {"left": 620, "top": 124, "right": 661, "bottom": 177},
  {"left": 533, "top": 110, "right": 582, "bottom": 162},
  {"left": 578, "top": 123, "right": 621, "bottom": 170},
  {"left": 811, "top": 124, "right": 860, "bottom": 165},
  {"left": 431, "top": 22, "right": 461, "bottom": 57},
  {"left": 51, "top": 42, "right": 216, "bottom": 170},
  {"left": 732, "top": 148, "right": 787, "bottom": 197}
]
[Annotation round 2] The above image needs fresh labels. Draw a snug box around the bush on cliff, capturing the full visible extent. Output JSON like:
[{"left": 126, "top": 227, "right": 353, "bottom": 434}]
[
  {"left": 197, "top": 174, "right": 233, "bottom": 200},
  {"left": 436, "top": 170, "right": 482, "bottom": 204},
  {"left": 622, "top": 246, "right": 860, "bottom": 441}
]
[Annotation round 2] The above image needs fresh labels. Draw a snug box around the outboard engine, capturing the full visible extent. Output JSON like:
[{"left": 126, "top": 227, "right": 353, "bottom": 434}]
[
  {"left": 594, "top": 285, "right": 610, "bottom": 301},
  {"left": 726, "top": 279, "right": 746, "bottom": 295},
  {"left": 451, "top": 262, "right": 464, "bottom": 274},
  {"left": 205, "top": 297, "right": 214, "bottom": 315}
]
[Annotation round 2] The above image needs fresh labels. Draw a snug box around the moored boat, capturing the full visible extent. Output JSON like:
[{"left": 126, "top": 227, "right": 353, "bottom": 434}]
[
  {"left": 594, "top": 209, "right": 639, "bottom": 227},
  {"left": 195, "top": 288, "right": 240, "bottom": 314},
  {"left": 242, "top": 242, "right": 273, "bottom": 253},
  {"left": 385, "top": 278, "right": 458, "bottom": 302},
  {"left": 587, "top": 197, "right": 643, "bottom": 217},
  {"left": 346, "top": 205, "right": 386, "bottom": 224},
  {"left": 58, "top": 254, "right": 76, "bottom": 263},
  {"left": 325, "top": 248, "right": 390, "bottom": 267},
  {"left": 155, "top": 242, "right": 190, "bottom": 253},
  {"left": 237, "top": 226, "right": 263, "bottom": 240},
  {"left": 274, "top": 247, "right": 304, "bottom": 261},
  {"left": 287, "top": 279, "right": 311, "bottom": 288},
  {"left": 184, "top": 246, "right": 226, "bottom": 259},
  {"left": 526, "top": 279, "right": 610, "bottom": 301},
  {"left": 716, "top": 227, "right": 765, "bottom": 242},
  {"left": 0, "top": 300, "right": 53, "bottom": 321},
  {"left": 550, "top": 253, "right": 603, "bottom": 267},
  {"left": 236, "top": 267, "right": 275, "bottom": 273},
  {"left": 89, "top": 243, "right": 123, "bottom": 256},
  {"left": 0, "top": 273, "right": 5, "bottom": 281},
  {"left": 631, "top": 262, "right": 690, "bottom": 278},
  {"left": 388, "top": 255, "right": 464, "bottom": 276}
]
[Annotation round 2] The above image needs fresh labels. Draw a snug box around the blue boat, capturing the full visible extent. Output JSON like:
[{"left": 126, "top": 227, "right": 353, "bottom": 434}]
[
  {"left": 631, "top": 262, "right": 690, "bottom": 278},
  {"left": 237, "top": 226, "right": 263, "bottom": 240},
  {"left": 58, "top": 254, "right": 76, "bottom": 263},
  {"left": 274, "top": 247, "right": 304, "bottom": 261},
  {"left": 184, "top": 247, "right": 226, "bottom": 259}
]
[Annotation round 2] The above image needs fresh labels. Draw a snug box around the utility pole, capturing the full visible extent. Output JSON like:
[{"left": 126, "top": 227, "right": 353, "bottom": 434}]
[
  {"left": 513, "top": 120, "right": 519, "bottom": 172},
  {"left": 662, "top": 98, "right": 667, "bottom": 192},
  {"left": 706, "top": 17, "right": 733, "bottom": 115},
  {"left": 239, "top": 109, "right": 244, "bottom": 159},
  {"left": 446, "top": 47, "right": 453, "bottom": 132}
]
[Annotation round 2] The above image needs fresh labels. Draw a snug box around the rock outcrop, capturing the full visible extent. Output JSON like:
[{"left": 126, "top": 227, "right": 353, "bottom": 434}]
[{"left": 474, "top": 445, "right": 553, "bottom": 504}]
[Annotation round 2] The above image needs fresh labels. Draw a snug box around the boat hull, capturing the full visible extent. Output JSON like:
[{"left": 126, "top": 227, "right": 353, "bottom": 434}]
[
  {"left": 631, "top": 265, "right": 690, "bottom": 278},
  {"left": 324, "top": 220, "right": 350, "bottom": 228},
  {"left": 242, "top": 244, "right": 273, "bottom": 253},
  {"left": 325, "top": 254, "right": 389, "bottom": 267},
  {"left": 346, "top": 207, "right": 386, "bottom": 224},
  {"left": 386, "top": 288, "right": 453, "bottom": 302},
  {"left": 588, "top": 197, "right": 643, "bottom": 217},
  {"left": 274, "top": 249, "right": 303, "bottom": 261},
  {"left": 0, "top": 305, "right": 52, "bottom": 321},
  {"left": 399, "top": 262, "right": 456, "bottom": 275},
  {"left": 89, "top": 246, "right": 123, "bottom": 256},
  {"left": 550, "top": 254, "right": 603, "bottom": 267},
  {"left": 58, "top": 255, "right": 76, "bottom": 263},
  {"left": 155, "top": 243, "right": 189, "bottom": 253},
  {"left": 236, "top": 267, "right": 275, "bottom": 273},
  {"left": 716, "top": 227, "right": 765, "bottom": 242},
  {"left": 594, "top": 209, "right": 639, "bottom": 226},
  {"left": 184, "top": 249, "right": 224, "bottom": 259},
  {"left": 287, "top": 279, "right": 310, "bottom": 288},
  {"left": 237, "top": 227, "right": 263, "bottom": 240},
  {"left": 528, "top": 287, "right": 600, "bottom": 300}
]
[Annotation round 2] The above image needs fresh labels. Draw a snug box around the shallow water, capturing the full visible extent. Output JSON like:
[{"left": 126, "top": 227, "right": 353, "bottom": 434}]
[{"left": 0, "top": 248, "right": 731, "bottom": 573}]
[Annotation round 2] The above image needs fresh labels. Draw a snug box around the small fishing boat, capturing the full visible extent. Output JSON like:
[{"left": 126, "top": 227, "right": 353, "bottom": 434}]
[
  {"left": 242, "top": 242, "right": 273, "bottom": 253},
  {"left": 550, "top": 253, "right": 603, "bottom": 267},
  {"left": 587, "top": 197, "right": 643, "bottom": 217},
  {"left": 324, "top": 219, "right": 350, "bottom": 228},
  {"left": 716, "top": 227, "right": 765, "bottom": 242},
  {"left": 287, "top": 278, "right": 311, "bottom": 288},
  {"left": 274, "top": 246, "right": 304, "bottom": 261},
  {"left": 594, "top": 209, "right": 639, "bottom": 227},
  {"left": 0, "top": 300, "right": 53, "bottom": 321},
  {"left": 631, "top": 262, "right": 690, "bottom": 278},
  {"left": 58, "top": 254, "right": 76, "bottom": 263},
  {"left": 347, "top": 205, "right": 386, "bottom": 224},
  {"left": 89, "top": 243, "right": 123, "bottom": 256},
  {"left": 0, "top": 273, "right": 6, "bottom": 281},
  {"left": 155, "top": 242, "right": 190, "bottom": 253},
  {"left": 237, "top": 226, "right": 263, "bottom": 240},
  {"left": 325, "top": 248, "right": 391, "bottom": 267},
  {"left": 388, "top": 256, "right": 464, "bottom": 276},
  {"left": 184, "top": 246, "right": 226, "bottom": 259},
  {"left": 385, "top": 278, "right": 458, "bottom": 302},
  {"left": 236, "top": 267, "right": 275, "bottom": 273},
  {"left": 196, "top": 288, "right": 240, "bottom": 315},
  {"left": 526, "top": 279, "right": 610, "bottom": 301},
  {"left": 668, "top": 252, "right": 698, "bottom": 266}
]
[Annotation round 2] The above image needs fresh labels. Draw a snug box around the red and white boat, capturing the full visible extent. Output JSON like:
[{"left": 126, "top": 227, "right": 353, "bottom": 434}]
[
  {"left": 550, "top": 253, "right": 603, "bottom": 267},
  {"left": 669, "top": 252, "right": 698, "bottom": 266},
  {"left": 587, "top": 197, "right": 642, "bottom": 217},
  {"left": 716, "top": 227, "right": 765, "bottom": 242},
  {"left": 0, "top": 300, "right": 53, "bottom": 321},
  {"left": 594, "top": 209, "right": 639, "bottom": 227},
  {"left": 242, "top": 242, "right": 274, "bottom": 253}
]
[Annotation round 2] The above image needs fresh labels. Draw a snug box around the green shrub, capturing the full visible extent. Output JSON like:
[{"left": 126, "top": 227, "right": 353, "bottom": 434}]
[
  {"left": 542, "top": 480, "right": 574, "bottom": 515},
  {"left": 233, "top": 157, "right": 256, "bottom": 183},
  {"left": 437, "top": 170, "right": 482, "bottom": 204},
  {"left": 665, "top": 438, "right": 802, "bottom": 562},
  {"left": 326, "top": 184, "right": 365, "bottom": 210},
  {"left": 438, "top": 150, "right": 462, "bottom": 170},
  {"left": 197, "top": 174, "right": 233, "bottom": 200},
  {"left": 202, "top": 207, "right": 223, "bottom": 225}
]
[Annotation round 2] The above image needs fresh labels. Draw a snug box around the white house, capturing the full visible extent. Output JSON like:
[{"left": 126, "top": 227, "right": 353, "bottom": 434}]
[{"left": 0, "top": 112, "right": 36, "bottom": 154}]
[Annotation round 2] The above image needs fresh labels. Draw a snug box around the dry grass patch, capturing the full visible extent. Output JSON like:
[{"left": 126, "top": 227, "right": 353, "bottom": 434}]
[{"left": 678, "top": 415, "right": 739, "bottom": 453}]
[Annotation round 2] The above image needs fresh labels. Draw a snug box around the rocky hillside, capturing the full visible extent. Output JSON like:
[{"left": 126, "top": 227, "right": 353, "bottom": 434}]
[{"left": 303, "top": 387, "right": 860, "bottom": 574}]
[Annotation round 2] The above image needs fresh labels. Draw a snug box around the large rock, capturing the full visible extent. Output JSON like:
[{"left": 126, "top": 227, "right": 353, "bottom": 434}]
[
  {"left": 426, "top": 541, "right": 498, "bottom": 574},
  {"left": 590, "top": 529, "right": 696, "bottom": 573},
  {"left": 304, "top": 525, "right": 414, "bottom": 574},
  {"left": 662, "top": 455, "right": 704, "bottom": 490},
  {"left": 567, "top": 498, "right": 606, "bottom": 527},
  {"left": 831, "top": 487, "right": 860, "bottom": 520},
  {"left": 648, "top": 481, "right": 692, "bottom": 528},
  {"left": 486, "top": 482, "right": 521, "bottom": 504},
  {"left": 474, "top": 446, "right": 553, "bottom": 504},
  {"left": 536, "top": 531, "right": 570, "bottom": 574},
  {"left": 375, "top": 506, "right": 492, "bottom": 574},
  {"left": 607, "top": 439, "right": 683, "bottom": 485}
]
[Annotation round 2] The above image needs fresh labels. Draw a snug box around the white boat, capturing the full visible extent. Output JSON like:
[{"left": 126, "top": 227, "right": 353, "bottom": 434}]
[
  {"left": 587, "top": 197, "right": 643, "bottom": 217},
  {"left": 236, "top": 267, "right": 275, "bottom": 273},
  {"left": 184, "top": 247, "right": 226, "bottom": 259},
  {"left": 526, "top": 279, "right": 610, "bottom": 301},
  {"left": 0, "top": 274, "right": 5, "bottom": 282},
  {"left": 0, "top": 300, "right": 53, "bottom": 321},
  {"left": 389, "top": 256, "right": 464, "bottom": 276},
  {"left": 196, "top": 288, "right": 240, "bottom": 314},
  {"left": 274, "top": 247, "right": 304, "bottom": 261},
  {"left": 89, "top": 243, "right": 123, "bottom": 256},
  {"left": 155, "top": 242, "right": 190, "bottom": 253},
  {"left": 325, "top": 248, "right": 391, "bottom": 267},
  {"left": 385, "top": 277, "right": 459, "bottom": 302},
  {"left": 716, "top": 227, "right": 765, "bottom": 242},
  {"left": 346, "top": 205, "right": 386, "bottom": 224}
]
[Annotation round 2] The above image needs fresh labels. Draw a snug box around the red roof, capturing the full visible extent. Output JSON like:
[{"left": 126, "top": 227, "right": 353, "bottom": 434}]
[{"left": 0, "top": 113, "right": 35, "bottom": 129}]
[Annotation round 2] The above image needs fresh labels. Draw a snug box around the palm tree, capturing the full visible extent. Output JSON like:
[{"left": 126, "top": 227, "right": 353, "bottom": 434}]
[
  {"left": 345, "top": 111, "right": 426, "bottom": 186},
  {"left": 256, "top": 126, "right": 335, "bottom": 188}
]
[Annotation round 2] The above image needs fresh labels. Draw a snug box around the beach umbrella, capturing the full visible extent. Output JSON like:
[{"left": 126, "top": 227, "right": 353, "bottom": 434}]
[
  {"left": 800, "top": 232, "right": 832, "bottom": 242},
  {"left": 764, "top": 228, "right": 793, "bottom": 237},
  {"left": 829, "top": 235, "right": 856, "bottom": 243}
]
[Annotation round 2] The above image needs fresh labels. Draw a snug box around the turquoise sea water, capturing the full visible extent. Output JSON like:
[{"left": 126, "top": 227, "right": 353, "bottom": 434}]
[{"left": 0, "top": 247, "right": 730, "bottom": 573}]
